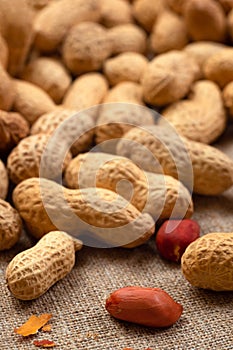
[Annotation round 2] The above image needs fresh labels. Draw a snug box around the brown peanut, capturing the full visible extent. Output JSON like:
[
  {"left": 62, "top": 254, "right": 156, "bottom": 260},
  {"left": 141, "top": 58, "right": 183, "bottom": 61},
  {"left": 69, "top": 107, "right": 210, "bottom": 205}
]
[
  {"left": 132, "top": 0, "right": 166, "bottom": 32},
  {"left": 100, "top": 0, "right": 133, "bottom": 27},
  {"left": 62, "top": 22, "right": 112, "bottom": 75},
  {"left": 0, "top": 110, "right": 29, "bottom": 153},
  {"left": 150, "top": 10, "right": 188, "bottom": 54},
  {"left": 116, "top": 125, "right": 233, "bottom": 195},
  {"left": 161, "top": 80, "right": 227, "bottom": 144},
  {"left": 103, "top": 81, "right": 144, "bottom": 104},
  {"left": 182, "top": 233, "right": 233, "bottom": 291},
  {"left": 6, "top": 231, "right": 82, "bottom": 300},
  {"left": 0, "top": 199, "right": 22, "bottom": 251},
  {"left": 7, "top": 134, "right": 72, "bottom": 184},
  {"left": 31, "top": 108, "right": 95, "bottom": 156},
  {"left": 21, "top": 57, "right": 72, "bottom": 104},
  {"left": 13, "top": 177, "right": 155, "bottom": 248},
  {"left": 13, "top": 80, "right": 56, "bottom": 125},
  {"left": 34, "top": 0, "right": 101, "bottom": 52},
  {"left": 167, "top": 0, "right": 186, "bottom": 14},
  {"left": 104, "top": 52, "right": 148, "bottom": 86},
  {"left": 142, "top": 51, "right": 200, "bottom": 106},
  {"left": 223, "top": 81, "right": 233, "bottom": 118},
  {"left": 0, "top": 66, "right": 16, "bottom": 111},
  {"left": 184, "top": 0, "right": 226, "bottom": 42},
  {"left": 0, "top": 160, "right": 8, "bottom": 200}
]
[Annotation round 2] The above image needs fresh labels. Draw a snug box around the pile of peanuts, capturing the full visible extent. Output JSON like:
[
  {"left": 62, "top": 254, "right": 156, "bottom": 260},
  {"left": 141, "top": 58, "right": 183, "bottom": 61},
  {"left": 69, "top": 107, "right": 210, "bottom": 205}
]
[{"left": 0, "top": 0, "right": 233, "bottom": 305}]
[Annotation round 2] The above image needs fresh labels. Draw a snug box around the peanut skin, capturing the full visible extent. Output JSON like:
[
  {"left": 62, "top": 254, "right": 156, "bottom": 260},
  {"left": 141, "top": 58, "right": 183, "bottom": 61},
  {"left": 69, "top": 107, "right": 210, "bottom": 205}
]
[
  {"left": 106, "top": 286, "right": 183, "bottom": 327},
  {"left": 6, "top": 231, "right": 81, "bottom": 300}
]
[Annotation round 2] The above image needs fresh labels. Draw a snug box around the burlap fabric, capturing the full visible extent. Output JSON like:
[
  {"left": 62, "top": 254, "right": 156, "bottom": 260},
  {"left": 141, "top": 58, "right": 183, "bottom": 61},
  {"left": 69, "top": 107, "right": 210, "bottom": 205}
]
[{"left": 1, "top": 124, "right": 233, "bottom": 350}]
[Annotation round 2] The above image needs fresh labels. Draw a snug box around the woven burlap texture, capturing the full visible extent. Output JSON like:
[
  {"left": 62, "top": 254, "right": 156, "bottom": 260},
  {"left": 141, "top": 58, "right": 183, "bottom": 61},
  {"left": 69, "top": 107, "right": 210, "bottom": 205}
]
[{"left": 0, "top": 125, "right": 233, "bottom": 350}]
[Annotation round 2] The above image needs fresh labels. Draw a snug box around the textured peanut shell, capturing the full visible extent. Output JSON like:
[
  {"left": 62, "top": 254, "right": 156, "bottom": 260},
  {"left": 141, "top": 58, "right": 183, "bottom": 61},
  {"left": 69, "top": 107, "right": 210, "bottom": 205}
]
[
  {"left": 63, "top": 73, "right": 108, "bottom": 113},
  {"left": 150, "top": 11, "right": 188, "bottom": 54},
  {"left": 103, "top": 82, "right": 144, "bottom": 104},
  {"left": 13, "top": 80, "right": 56, "bottom": 125},
  {"left": 31, "top": 108, "right": 95, "bottom": 156},
  {"left": 21, "top": 58, "right": 72, "bottom": 104},
  {"left": 0, "top": 160, "right": 8, "bottom": 200},
  {"left": 204, "top": 49, "right": 233, "bottom": 88},
  {"left": 100, "top": 0, "right": 133, "bottom": 27},
  {"left": 6, "top": 231, "right": 76, "bottom": 300},
  {"left": 0, "top": 111, "right": 29, "bottom": 153},
  {"left": 104, "top": 53, "right": 148, "bottom": 86},
  {"left": 0, "top": 66, "right": 16, "bottom": 111},
  {"left": 64, "top": 153, "right": 193, "bottom": 220},
  {"left": 142, "top": 51, "right": 200, "bottom": 106},
  {"left": 13, "top": 178, "right": 155, "bottom": 248},
  {"left": 181, "top": 232, "right": 233, "bottom": 291},
  {"left": 0, "top": 0, "right": 34, "bottom": 75},
  {"left": 62, "top": 22, "right": 112, "bottom": 75},
  {"left": 184, "top": 0, "right": 226, "bottom": 42},
  {"left": 0, "top": 34, "right": 8, "bottom": 69},
  {"left": 108, "top": 24, "right": 147, "bottom": 55},
  {"left": 116, "top": 126, "right": 233, "bottom": 195},
  {"left": 161, "top": 80, "right": 227, "bottom": 144},
  {"left": 95, "top": 103, "right": 155, "bottom": 153},
  {"left": 132, "top": 0, "right": 165, "bottom": 32},
  {"left": 223, "top": 81, "right": 233, "bottom": 118},
  {"left": 184, "top": 41, "right": 226, "bottom": 76},
  {"left": 7, "top": 134, "right": 72, "bottom": 184},
  {"left": 34, "top": 0, "right": 101, "bottom": 52},
  {"left": 0, "top": 199, "right": 22, "bottom": 251}
]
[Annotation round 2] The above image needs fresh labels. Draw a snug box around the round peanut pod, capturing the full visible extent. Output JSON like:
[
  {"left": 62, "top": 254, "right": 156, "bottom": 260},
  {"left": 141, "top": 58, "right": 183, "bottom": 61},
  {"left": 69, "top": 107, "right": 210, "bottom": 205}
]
[
  {"left": 0, "top": 34, "right": 8, "bottom": 69},
  {"left": 204, "top": 49, "right": 233, "bottom": 88},
  {"left": 64, "top": 152, "right": 193, "bottom": 220},
  {"left": 0, "top": 160, "right": 8, "bottom": 200},
  {"left": 100, "top": 0, "right": 133, "bottom": 27},
  {"left": 0, "top": 0, "right": 34, "bottom": 76},
  {"left": 62, "top": 22, "right": 112, "bottom": 75},
  {"left": 13, "top": 178, "right": 155, "bottom": 248},
  {"left": 132, "top": 0, "right": 165, "bottom": 32},
  {"left": 63, "top": 73, "right": 108, "bottom": 114},
  {"left": 0, "top": 199, "right": 22, "bottom": 251},
  {"left": 31, "top": 108, "right": 95, "bottom": 156},
  {"left": 6, "top": 231, "right": 81, "bottom": 300},
  {"left": 95, "top": 102, "right": 155, "bottom": 153},
  {"left": 181, "top": 232, "right": 233, "bottom": 291},
  {"left": 160, "top": 80, "right": 227, "bottom": 144},
  {"left": 0, "top": 111, "right": 29, "bottom": 153},
  {"left": 184, "top": 0, "right": 226, "bottom": 42},
  {"left": 0, "top": 66, "right": 16, "bottom": 111},
  {"left": 21, "top": 58, "right": 72, "bottom": 104},
  {"left": 103, "top": 81, "right": 144, "bottom": 104},
  {"left": 142, "top": 51, "right": 200, "bottom": 106},
  {"left": 184, "top": 41, "right": 226, "bottom": 77},
  {"left": 104, "top": 53, "right": 148, "bottom": 86},
  {"left": 228, "top": 9, "right": 233, "bottom": 40},
  {"left": 7, "top": 134, "right": 72, "bottom": 184},
  {"left": 108, "top": 24, "right": 147, "bottom": 55},
  {"left": 13, "top": 80, "right": 56, "bottom": 125},
  {"left": 167, "top": 0, "right": 186, "bottom": 14},
  {"left": 150, "top": 11, "right": 189, "bottom": 54},
  {"left": 34, "top": 0, "right": 101, "bottom": 52},
  {"left": 223, "top": 81, "right": 233, "bottom": 118},
  {"left": 116, "top": 125, "right": 233, "bottom": 195}
]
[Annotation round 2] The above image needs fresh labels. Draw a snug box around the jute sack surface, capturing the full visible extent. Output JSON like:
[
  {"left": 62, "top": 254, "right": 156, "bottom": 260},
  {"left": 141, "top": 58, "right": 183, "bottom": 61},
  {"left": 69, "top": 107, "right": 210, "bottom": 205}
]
[{"left": 0, "top": 124, "right": 233, "bottom": 350}]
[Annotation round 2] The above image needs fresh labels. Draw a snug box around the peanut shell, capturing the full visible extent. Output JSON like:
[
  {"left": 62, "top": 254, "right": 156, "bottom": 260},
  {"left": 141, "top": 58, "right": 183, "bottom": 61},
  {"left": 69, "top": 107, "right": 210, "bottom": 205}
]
[
  {"left": 181, "top": 232, "right": 233, "bottom": 291},
  {"left": 167, "top": 0, "right": 186, "bottom": 14},
  {"left": 103, "top": 81, "right": 144, "bottom": 104},
  {"left": 132, "top": 0, "right": 165, "bottom": 32},
  {"left": 21, "top": 57, "right": 72, "bottom": 104},
  {"left": 228, "top": 9, "right": 233, "bottom": 40},
  {"left": 0, "top": 66, "right": 16, "bottom": 111},
  {"left": 223, "top": 81, "right": 233, "bottom": 118},
  {"left": 7, "top": 134, "right": 72, "bottom": 184},
  {"left": 6, "top": 231, "right": 77, "bottom": 300},
  {"left": 13, "top": 178, "right": 155, "bottom": 248},
  {"left": 100, "top": 0, "right": 133, "bottom": 27},
  {"left": 0, "top": 34, "right": 8, "bottom": 69},
  {"left": 0, "top": 199, "right": 22, "bottom": 251},
  {"left": 161, "top": 80, "right": 226, "bottom": 144},
  {"left": 0, "top": 160, "right": 8, "bottom": 200}
]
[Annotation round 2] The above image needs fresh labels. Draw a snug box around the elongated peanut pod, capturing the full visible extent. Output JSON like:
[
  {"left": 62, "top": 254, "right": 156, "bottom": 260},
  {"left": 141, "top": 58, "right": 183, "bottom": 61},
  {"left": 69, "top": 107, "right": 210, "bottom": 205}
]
[
  {"left": 106, "top": 286, "right": 183, "bottom": 327},
  {"left": 6, "top": 231, "right": 80, "bottom": 300},
  {"left": 13, "top": 178, "right": 155, "bottom": 248}
]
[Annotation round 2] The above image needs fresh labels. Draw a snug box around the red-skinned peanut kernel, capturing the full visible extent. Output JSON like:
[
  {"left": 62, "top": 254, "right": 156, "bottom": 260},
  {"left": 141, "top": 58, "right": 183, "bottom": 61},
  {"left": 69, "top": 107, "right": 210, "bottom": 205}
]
[
  {"left": 105, "top": 286, "right": 183, "bottom": 328},
  {"left": 156, "top": 219, "right": 200, "bottom": 262}
]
